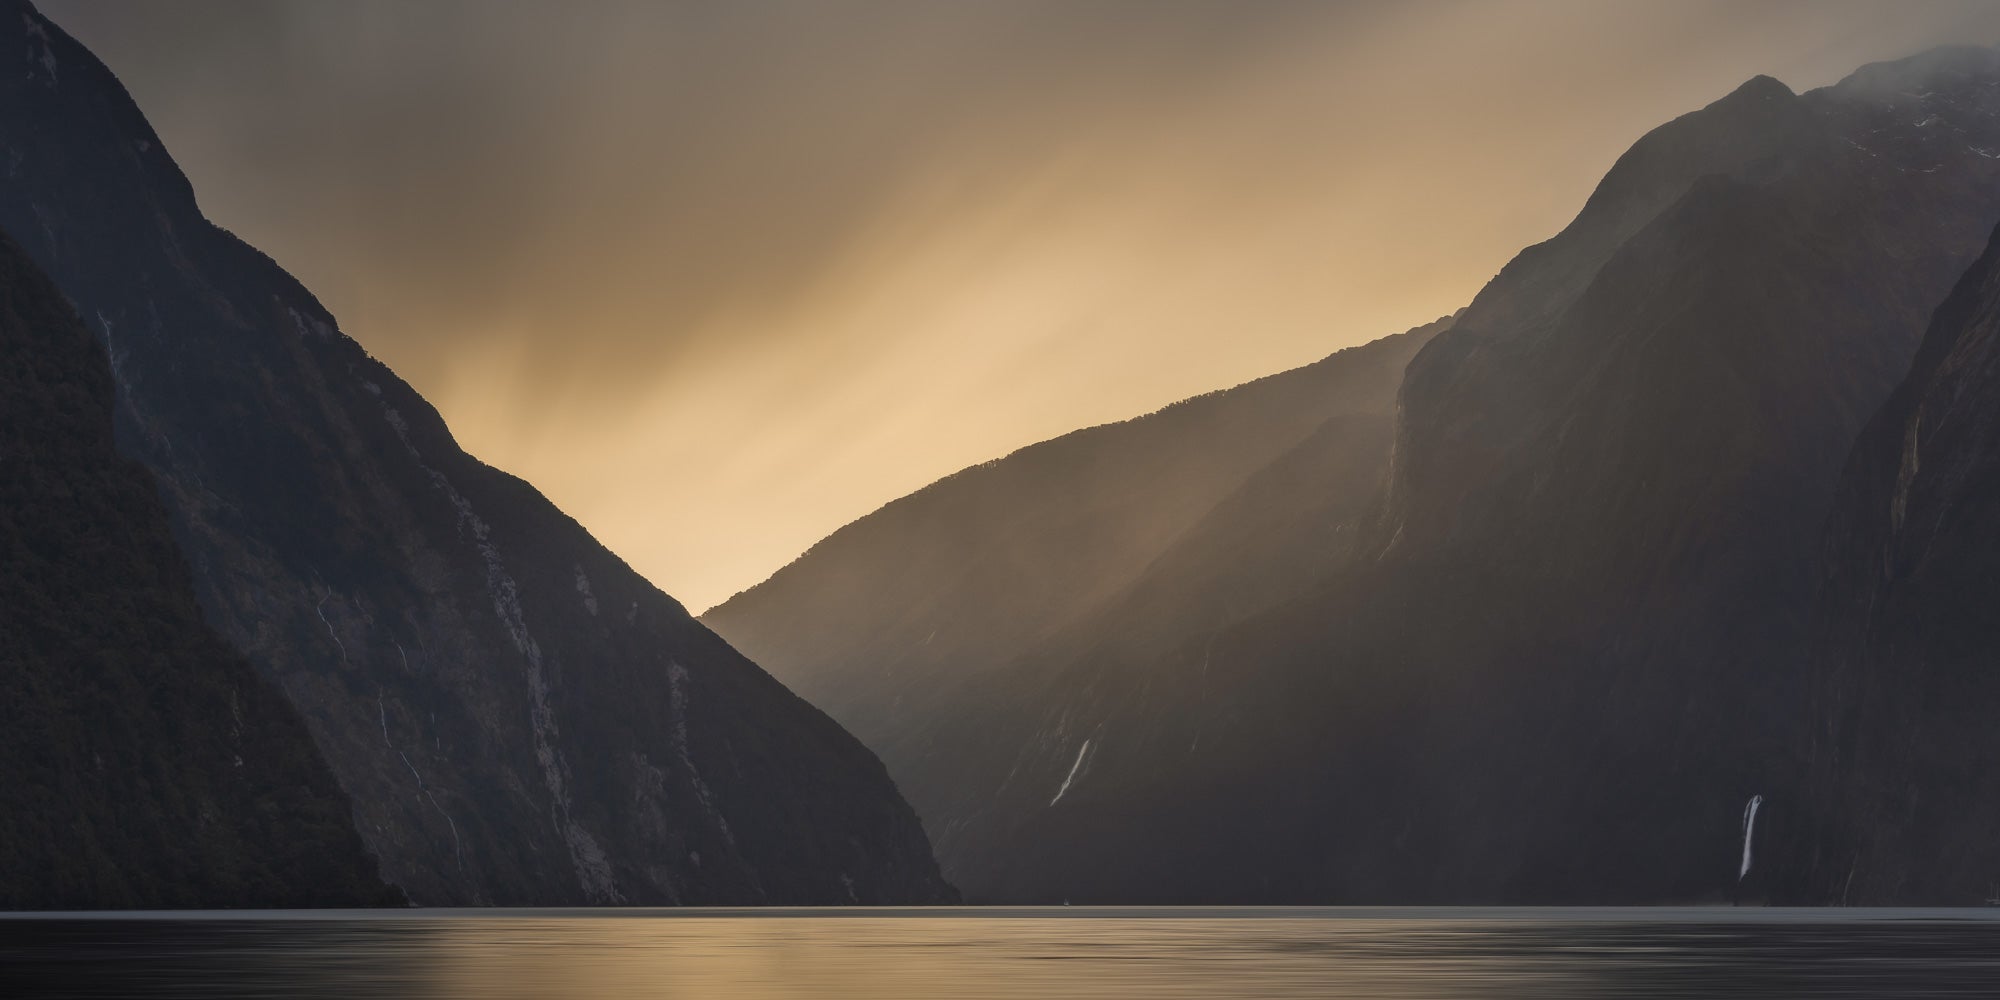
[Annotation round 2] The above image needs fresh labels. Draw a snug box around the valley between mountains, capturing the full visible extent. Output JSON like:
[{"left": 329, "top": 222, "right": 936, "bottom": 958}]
[{"left": 9, "top": 0, "right": 2000, "bottom": 908}]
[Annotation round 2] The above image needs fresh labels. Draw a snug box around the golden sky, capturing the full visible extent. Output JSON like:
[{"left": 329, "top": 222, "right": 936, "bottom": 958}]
[{"left": 39, "top": 0, "right": 2000, "bottom": 612}]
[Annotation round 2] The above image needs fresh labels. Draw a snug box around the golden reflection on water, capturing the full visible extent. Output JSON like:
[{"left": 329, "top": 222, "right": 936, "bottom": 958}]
[
  {"left": 429, "top": 917, "right": 1544, "bottom": 999},
  {"left": 8, "top": 910, "right": 2000, "bottom": 998}
]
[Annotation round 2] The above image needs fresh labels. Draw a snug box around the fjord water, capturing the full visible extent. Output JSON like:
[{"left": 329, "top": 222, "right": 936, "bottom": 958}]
[{"left": 5, "top": 909, "right": 1999, "bottom": 998}]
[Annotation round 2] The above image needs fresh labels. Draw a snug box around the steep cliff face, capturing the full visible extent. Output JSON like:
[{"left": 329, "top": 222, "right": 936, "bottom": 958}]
[
  {"left": 0, "top": 0, "right": 951, "bottom": 905},
  {"left": 0, "top": 229, "right": 396, "bottom": 908},
  {"left": 1037, "top": 48, "right": 2000, "bottom": 905},
  {"left": 726, "top": 47, "right": 2000, "bottom": 903},
  {"left": 1795, "top": 222, "right": 2000, "bottom": 905},
  {"left": 1290, "top": 47, "right": 2000, "bottom": 906}
]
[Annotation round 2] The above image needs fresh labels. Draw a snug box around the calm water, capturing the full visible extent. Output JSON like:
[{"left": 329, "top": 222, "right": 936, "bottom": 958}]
[{"left": 5, "top": 907, "right": 2000, "bottom": 998}]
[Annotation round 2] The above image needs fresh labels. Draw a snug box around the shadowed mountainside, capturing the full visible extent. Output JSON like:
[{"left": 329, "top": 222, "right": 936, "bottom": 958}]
[
  {"left": 0, "top": 228, "right": 396, "bottom": 908},
  {"left": 717, "top": 48, "right": 2000, "bottom": 903},
  {"left": 0, "top": 0, "right": 951, "bottom": 906},
  {"left": 1793, "top": 220, "right": 2000, "bottom": 905}
]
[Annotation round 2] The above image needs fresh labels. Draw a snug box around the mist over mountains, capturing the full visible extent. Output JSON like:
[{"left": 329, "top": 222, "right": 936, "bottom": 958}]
[
  {"left": 10, "top": 0, "right": 2000, "bottom": 910},
  {"left": 712, "top": 46, "right": 2000, "bottom": 904}
]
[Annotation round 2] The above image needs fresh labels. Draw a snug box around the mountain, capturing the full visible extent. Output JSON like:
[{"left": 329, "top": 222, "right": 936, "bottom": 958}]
[
  {"left": 0, "top": 0, "right": 951, "bottom": 906},
  {"left": 0, "top": 228, "right": 396, "bottom": 908},
  {"left": 1792, "top": 220, "right": 2000, "bottom": 905},
  {"left": 715, "top": 48, "right": 2000, "bottom": 903},
  {"left": 706, "top": 316, "right": 1450, "bottom": 755}
]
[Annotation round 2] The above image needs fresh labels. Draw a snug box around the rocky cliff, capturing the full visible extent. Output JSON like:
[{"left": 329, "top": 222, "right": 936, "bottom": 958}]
[
  {"left": 0, "top": 0, "right": 952, "bottom": 906},
  {"left": 1795, "top": 219, "right": 2000, "bottom": 905}
]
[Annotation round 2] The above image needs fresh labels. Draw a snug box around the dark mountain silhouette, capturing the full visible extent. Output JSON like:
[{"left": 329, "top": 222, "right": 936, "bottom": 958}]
[
  {"left": 0, "top": 228, "right": 396, "bottom": 908},
  {"left": 1792, "top": 220, "right": 2000, "bottom": 905},
  {"left": 715, "top": 47, "right": 2000, "bottom": 903},
  {"left": 0, "top": 0, "right": 951, "bottom": 906}
]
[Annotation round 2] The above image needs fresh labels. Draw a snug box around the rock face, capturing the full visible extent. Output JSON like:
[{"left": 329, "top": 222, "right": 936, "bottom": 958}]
[
  {"left": 1793, "top": 221, "right": 2000, "bottom": 905},
  {"left": 0, "top": 0, "right": 952, "bottom": 905},
  {"left": 718, "top": 48, "right": 2000, "bottom": 903},
  {"left": 0, "top": 228, "right": 396, "bottom": 908}
]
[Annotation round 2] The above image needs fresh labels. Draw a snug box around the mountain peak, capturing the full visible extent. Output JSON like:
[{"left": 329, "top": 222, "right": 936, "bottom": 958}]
[{"left": 1726, "top": 73, "right": 1797, "bottom": 104}]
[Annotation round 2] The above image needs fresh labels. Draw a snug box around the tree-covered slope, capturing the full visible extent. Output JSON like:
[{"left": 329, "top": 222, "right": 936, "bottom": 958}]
[
  {"left": 0, "top": 0, "right": 952, "bottom": 906},
  {"left": 0, "top": 228, "right": 396, "bottom": 908}
]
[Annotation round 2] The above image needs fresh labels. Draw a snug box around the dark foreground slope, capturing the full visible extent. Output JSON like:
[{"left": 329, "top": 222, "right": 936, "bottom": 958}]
[
  {"left": 0, "top": 1, "right": 951, "bottom": 905},
  {"left": 726, "top": 48, "right": 2000, "bottom": 903},
  {"left": 1795, "top": 222, "right": 2000, "bottom": 905},
  {"left": 0, "top": 230, "right": 395, "bottom": 908}
]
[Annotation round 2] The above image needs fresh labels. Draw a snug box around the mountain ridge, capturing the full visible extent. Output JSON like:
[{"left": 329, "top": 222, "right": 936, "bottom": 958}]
[
  {"left": 712, "top": 43, "right": 2000, "bottom": 903},
  {"left": 0, "top": 0, "right": 951, "bottom": 906},
  {"left": 707, "top": 314, "right": 1453, "bottom": 754}
]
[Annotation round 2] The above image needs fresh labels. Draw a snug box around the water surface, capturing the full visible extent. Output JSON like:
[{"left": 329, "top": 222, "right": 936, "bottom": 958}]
[{"left": 5, "top": 907, "right": 1998, "bottom": 998}]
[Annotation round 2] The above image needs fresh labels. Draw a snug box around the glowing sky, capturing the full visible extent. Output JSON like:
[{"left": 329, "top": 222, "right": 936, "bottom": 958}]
[{"left": 38, "top": 1, "right": 2000, "bottom": 611}]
